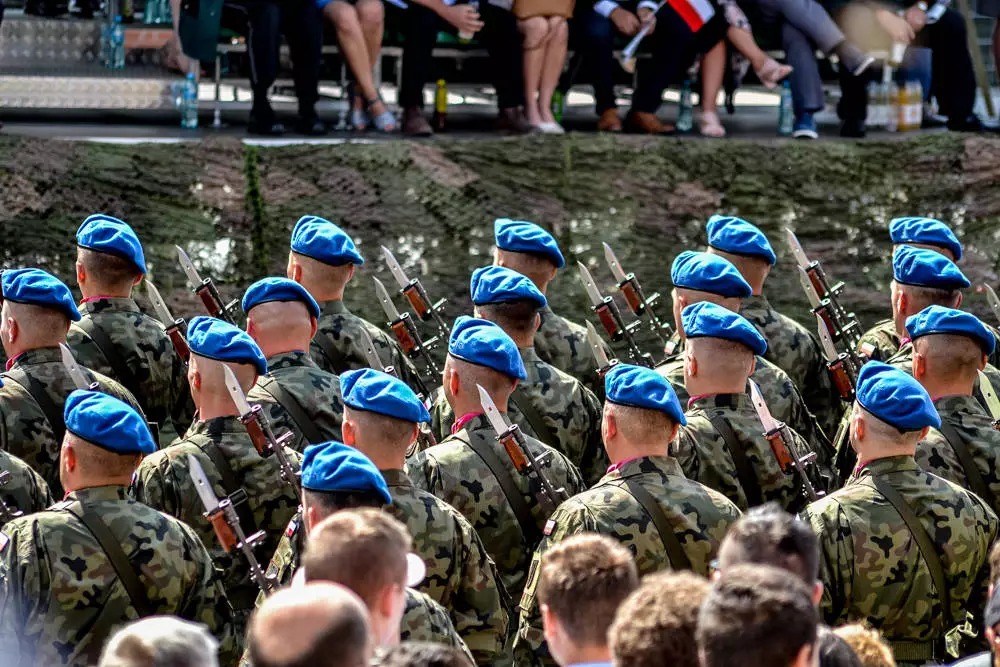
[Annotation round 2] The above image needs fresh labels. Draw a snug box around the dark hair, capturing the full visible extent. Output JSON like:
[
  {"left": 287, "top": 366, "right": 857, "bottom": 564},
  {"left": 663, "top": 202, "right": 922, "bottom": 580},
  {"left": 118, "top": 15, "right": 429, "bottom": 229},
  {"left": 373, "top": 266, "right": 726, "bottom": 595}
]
[
  {"left": 78, "top": 247, "right": 141, "bottom": 289},
  {"left": 697, "top": 564, "right": 818, "bottom": 667},
  {"left": 379, "top": 642, "right": 472, "bottom": 667},
  {"left": 718, "top": 502, "right": 820, "bottom": 584},
  {"left": 476, "top": 299, "right": 540, "bottom": 336},
  {"left": 302, "top": 488, "right": 386, "bottom": 518},
  {"left": 248, "top": 607, "right": 369, "bottom": 667}
]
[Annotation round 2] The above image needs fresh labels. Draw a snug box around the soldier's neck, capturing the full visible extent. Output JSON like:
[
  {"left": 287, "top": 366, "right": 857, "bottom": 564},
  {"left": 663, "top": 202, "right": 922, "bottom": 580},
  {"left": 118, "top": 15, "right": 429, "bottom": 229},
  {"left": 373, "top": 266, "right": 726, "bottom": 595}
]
[
  {"left": 609, "top": 443, "right": 668, "bottom": 465},
  {"left": 258, "top": 340, "right": 308, "bottom": 359},
  {"left": 196, "top": 394, "right": 243, "bottom": 421},
  {"left": 79, "top": 283, "right": 132, "bottom": 299},
  {"left": 918, "top": 375, "right": 976, "bottom": 401},
  {"left": 6, "top": 340, "right": 65, "bottom": 360},
  {"left": 685, "top": 376, "right": 749, "bottom": 398},
  {"left": 64, "top": 477, "right": 132, "bottom": 494},
  {"left": 559, "top": 644, "right": 612, "bottom": 666},
  {"left": 451, "top": 396, "right": 509, "bottom": 419},
  {"left": 854, "top": 445, "right": 916, "bottom": 466},
  {"left": 299, "top": 279, "right": 346, "bottom": 303}
]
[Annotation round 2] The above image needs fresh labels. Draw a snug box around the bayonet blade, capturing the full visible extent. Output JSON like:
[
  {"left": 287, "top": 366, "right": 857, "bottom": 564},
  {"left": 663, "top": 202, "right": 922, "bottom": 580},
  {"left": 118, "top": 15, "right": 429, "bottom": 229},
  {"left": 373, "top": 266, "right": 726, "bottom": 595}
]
[
  {"left": 477, "top": 384, "right": 511, "bottom": 435},
  {"left": 748, "top": 379, "right": 781, "bottom": 433},
  {"left": 145, "top": 280, "right": 176, "bottom": 327},
  {"left": 222, "top": 365, "right": 254, "bottom": 418},
  {"left": 373, "top": 277, "right": 402, "bottom": 322},
  {"left": 602, "top": 242, "right": 628, "bottom": 283},
  {"left": 798, "top": 267, "right": 821, "bottom": 309},
  {"left": 785, "top": 228, "right": 812, "bottom": 271},
  {"left": 815, "top": 315, "right": 840, "bottom": 363},
  {"left": 358, "top": 326, "right": 385, "bottom": 371},
  {"left": 176, "top": 246, "right": 205, "bottom": 289},
  {"left": 59, "top": 343, "right": 91, "bottom": 390},
  {"left": 382, "top": 246, "right": 412, "bottom": 291},
  {"left": 187, "top": 454, "right": 221, "bottom": 514},
  {"left": 985, "top": 284, "right": 1000, "bottom": 326},
  {"left": 586, "top": 321, "right": 612, "bottom": 368},
  {"left": 577, "top": 262, "right": 606, "bottom": 308},
  {"left": 978, "top": 370, "right": 1000, "bottom": 422}
]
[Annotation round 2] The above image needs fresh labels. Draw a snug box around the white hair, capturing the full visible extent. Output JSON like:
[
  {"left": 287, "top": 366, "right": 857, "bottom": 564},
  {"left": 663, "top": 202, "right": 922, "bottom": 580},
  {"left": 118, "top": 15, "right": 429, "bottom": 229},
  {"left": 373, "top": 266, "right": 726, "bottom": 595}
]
[{"left": 98, "top": 616, "right": 219, "bottom": 667}]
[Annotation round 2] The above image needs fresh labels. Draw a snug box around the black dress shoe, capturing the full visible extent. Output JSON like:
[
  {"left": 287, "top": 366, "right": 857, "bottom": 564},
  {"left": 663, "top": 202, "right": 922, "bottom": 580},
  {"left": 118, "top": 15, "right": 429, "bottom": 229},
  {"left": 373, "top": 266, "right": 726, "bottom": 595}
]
[
  {"left": 947, "top": 115, "right": 985, "bottom": 132},
  {"left": 248, "top": 116, "right": 286, "bottom": 136},
  {"left": 840, "top": 118, "right": 866, "bottom": 139},
  {"left": 295, "top": 116, "right": 328, "bottom": 136}
]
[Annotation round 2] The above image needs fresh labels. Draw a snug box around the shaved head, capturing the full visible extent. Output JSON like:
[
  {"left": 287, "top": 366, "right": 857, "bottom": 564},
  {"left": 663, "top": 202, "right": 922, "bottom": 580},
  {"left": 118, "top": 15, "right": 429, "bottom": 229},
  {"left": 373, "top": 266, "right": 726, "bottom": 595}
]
[
  {"left": 443, "top": 354, "right": 516, "bottom": 411},
  {"left": 288, "top": 251, "right": 354, "bottom": 301},
  {"left": 343, "top": 405, "right": 417, "bottom": 461},
  {"left": 1, "top": 300, "right": 71, "bottom": 356},
  {"left": 686, "top": 337, "right": 755, "bottom": 382},
  {"left": 913, "top": 334, "right": 987, "bottom": 385},
  {"left": 672, "top": 288, "right": 742, "bottom": 339},
  {"left": 494, "top": 248, "right": 558, "bottom": 292},
  {"left": 604, "top": 402, "right": 677, "bottom": 445},
  {"left": 77, "top": 247, "right": 141, "bottom": 294},
  {"left": 246, "top": 300, "right": 317, "bottom": 357}
]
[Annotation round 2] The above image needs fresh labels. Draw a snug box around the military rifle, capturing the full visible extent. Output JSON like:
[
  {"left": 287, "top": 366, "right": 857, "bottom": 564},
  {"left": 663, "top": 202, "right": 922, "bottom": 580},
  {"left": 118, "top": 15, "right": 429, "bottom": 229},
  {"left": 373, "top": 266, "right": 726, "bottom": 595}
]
[
  {"left": 373, "top": 277, "right": 441, "bottom": 381},
  {"left": 978, "top": 370, "right": 1000, "bottom": 431},
  {"left": 176, "top": 246, "right": 239, "bottom": 325},
  {"left": 60, "top": 344, "right": 100, "bottom": 392},
  {"left": 382, "top": 246, "right": 450, "bottom": 340},
  {"left": 983, "top": 285, "right": 1000, "bottom": 328},
  {"left": 602, "top": 242, "right": 671, "bottom": 343},
  {"left": 577, "top": 262, "right": 653, "bottom": 368},
  {"left": 816, "top": 315, "right": 860, "bottom": 403},
  {"left": 145, "top": 280, "right": 191, "bottom": 363},
  {"left": 0, "top": 471, "right": 24, "bottom": 523},
  {"left": 585, "top": 321, "right": 619, "bottom": 380}
]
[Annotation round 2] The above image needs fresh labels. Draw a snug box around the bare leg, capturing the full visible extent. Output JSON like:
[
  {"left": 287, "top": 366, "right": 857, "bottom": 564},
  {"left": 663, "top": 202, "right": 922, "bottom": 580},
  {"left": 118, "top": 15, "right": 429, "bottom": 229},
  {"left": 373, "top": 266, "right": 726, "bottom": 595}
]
[
  {"left": 537, "top": 16, "right": 567, "bottom": 124},
  {"left": 324, "top": 1, "right": 378, "bottom": 102},
  {"left": 700, "top": 41, "right": 726, "bottom": 136},
  {"left": 356, "top": 0, "right": 391, "bottom": 120},
  {"left": 519, "top": 16, "right": 552, "bottom": 126},
  {"left": 727, "top": 25, "right": 792, "bottom": 88},
  {"left": 167, "top": 0, "right": 192, "bottom": 73}
]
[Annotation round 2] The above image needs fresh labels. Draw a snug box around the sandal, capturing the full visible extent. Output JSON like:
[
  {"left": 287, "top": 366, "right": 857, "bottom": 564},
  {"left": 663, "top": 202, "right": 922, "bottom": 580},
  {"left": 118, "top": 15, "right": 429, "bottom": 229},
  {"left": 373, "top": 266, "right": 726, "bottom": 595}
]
[
  {"left": 349, "top": 85, "right": 368, "bottom": 131},
  {"left": 699, "top": 110, "right": 726, "bottom": 138},
  {"left": 367, "top": 97, "right": 398, "bottom": 133},
  {"left": 754, "top": 57, "right": 793, "bottom": 90}
]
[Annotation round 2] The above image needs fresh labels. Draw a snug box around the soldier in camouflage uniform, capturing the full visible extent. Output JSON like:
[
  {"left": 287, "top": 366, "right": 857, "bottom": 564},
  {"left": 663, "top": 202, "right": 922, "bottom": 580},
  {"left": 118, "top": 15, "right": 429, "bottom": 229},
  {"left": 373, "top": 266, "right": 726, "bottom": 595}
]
[
  {"left": 0, "top": 390, "right": 236, "bottom": 667},
  {"left": 492, "top": 218, "right": 610, "bottom": 400},
  {"left": 513, "top": 364, "right": 741, "bottom": 667},
  {"left": 675, "top": 302, "right": 829, "bottom": 513},
  {"left": 0, "top": 268, "right": 142, "bottom": 497},
  {"left": 242, "top": 277, "right": 344, "bottom": 452},
  {"left": 66, "top": 215, "right": 194, "bottom": 443},
  {"left": 0, "top": 447, "right": 51, "bottom": 526},
  {"left": 131, "top": 317, "right": 302, "bottom": 641},
  {"left": 802, "top": 362, "right": 998, "bottom": 666},
  {"left": 407, "top": 317, "right": 586, "bottom": 608}
]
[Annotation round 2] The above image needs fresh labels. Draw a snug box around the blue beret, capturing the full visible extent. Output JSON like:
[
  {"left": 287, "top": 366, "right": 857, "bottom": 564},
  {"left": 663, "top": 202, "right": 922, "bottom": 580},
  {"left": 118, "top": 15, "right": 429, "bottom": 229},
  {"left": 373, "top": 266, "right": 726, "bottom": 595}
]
[
  {"left": 681, "top": 301, "right": 767, "bottom": 356},
  {"left": 242, "top": 277, "right": 320, "bottom": 319},
  {"left": 905, "top": 305, "right": 995, "bottom": 356},
  {"left": 670, "top": 251, "right": 752, "bottom": 298},
  {"left": 470, "top": 266, "right": 547, "bottom": 308},
  {"left": 605, "top": 364, "right": 687, "bottom": 425},
  {"left": 64, "top": 389, "right": 156, "bottom": 455},
  {"left": 290, "top": 216, "right": 364, "bottom": 266},
  {"left": 889, "top": 217, "right": 962, "bottom": 262},
  {"left": 448, "top": 316, "right": 527, "bottom": 380},
  {"left": 856, "top": 361, "right": 941, "bottom": 431},
  {"left": 300, "top": 440, "right": 391, "bottom": 503},
  {"left": 494, "top": 219, "right": 565, "bottom": 268},
  {"left": 892, "top": 245, "right": 970, "bottom": 290},
  {"left": 2, "top": 268, "right": 81, "bottom": 321},
  {"left": 187, "top": 316, "right": 267, "bottom": 375},
  {"left": 705, "top": 215, "right": 776, "bottom": 266},
  {"left": 341, "top": 368, "right": 430, "bottom": 423},
  {"left": 76, "top": 214, "right": 147, "bottom": 275}
]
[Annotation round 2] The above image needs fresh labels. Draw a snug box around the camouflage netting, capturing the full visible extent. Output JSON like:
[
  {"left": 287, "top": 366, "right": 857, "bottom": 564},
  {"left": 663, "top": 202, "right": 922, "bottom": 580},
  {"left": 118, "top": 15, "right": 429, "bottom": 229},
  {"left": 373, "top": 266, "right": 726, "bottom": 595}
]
[{"left": 1, "top": 133, "right": 998, "bottom": 357}]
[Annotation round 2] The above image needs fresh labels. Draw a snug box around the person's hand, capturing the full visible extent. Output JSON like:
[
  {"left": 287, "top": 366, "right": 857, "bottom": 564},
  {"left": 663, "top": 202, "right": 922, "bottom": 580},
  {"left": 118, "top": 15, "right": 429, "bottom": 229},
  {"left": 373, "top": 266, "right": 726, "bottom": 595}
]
[
  {"left": 875, "top": 8, "right": 915, "bottom": 43},
  {"left": 636, "top": 6, "right": 656, "bottom": 35},
  {"left": 442, "top": 4, "right": 484, "bottom": 35},
  {"left": 903, "top": 4, "right": 927, "bottom": 32},
  {"left": 610, "top": 7, "right": 640, "bottom": 36}
]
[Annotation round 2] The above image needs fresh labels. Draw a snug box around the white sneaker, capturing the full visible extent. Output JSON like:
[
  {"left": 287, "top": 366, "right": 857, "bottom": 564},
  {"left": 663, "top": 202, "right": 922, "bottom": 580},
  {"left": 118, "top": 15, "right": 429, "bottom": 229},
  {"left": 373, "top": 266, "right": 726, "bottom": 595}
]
[{"left": 535, "top": 122, "right": 565, "bottom": 135}]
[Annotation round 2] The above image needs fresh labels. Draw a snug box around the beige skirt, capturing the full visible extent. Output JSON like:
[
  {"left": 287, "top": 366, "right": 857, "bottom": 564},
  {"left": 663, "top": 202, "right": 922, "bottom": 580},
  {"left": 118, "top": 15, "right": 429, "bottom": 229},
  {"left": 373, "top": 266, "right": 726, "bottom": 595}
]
[{"left": 513, "top": 0, "right": 574, "bottom": 20}]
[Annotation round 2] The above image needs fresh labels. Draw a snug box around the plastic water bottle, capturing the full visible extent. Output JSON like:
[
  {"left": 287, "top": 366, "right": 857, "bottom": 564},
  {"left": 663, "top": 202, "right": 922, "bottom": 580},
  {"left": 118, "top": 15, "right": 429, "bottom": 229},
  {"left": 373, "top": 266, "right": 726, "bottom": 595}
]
[
  {"left": 432, "top": 79, "right": 447, "bottom": 131},
  {"left": 111, "top": 17, "right": 126, "bottom": 70},
  {"left": 100, "top": 21, "right": 111, "bottom": 67},
  {"left": 181, "top": 73, "right": 198, "bottom": 129},
  {"left": 457, "top": 0, "right": 480, "bottom": 43},
  {"left": 551, "top": 89, "right": 565, "bottom": 124},
  {"left": 777, "top": 81, "right": 794, "bottom": 136},
  {"left": 676, "top": 80, "right": 693, "bottom": 134}
]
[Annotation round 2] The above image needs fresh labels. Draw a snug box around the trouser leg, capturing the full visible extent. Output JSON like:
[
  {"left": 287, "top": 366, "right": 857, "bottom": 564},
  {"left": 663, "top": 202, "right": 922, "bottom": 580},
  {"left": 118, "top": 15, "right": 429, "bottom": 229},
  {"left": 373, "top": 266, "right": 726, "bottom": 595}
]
[
  {"left": 283, "top": 0, "right": 323, "bottom": 116},
  {"left": 781, "top": 22, "right": 823, "bottom": 115},
  {"left": 572, "top": 7, "right": 616, "bottom": 114},
  {"left": 918, "top": 8, "right": 976, "bottom": 120},
  {"left": 480, "top": 3, "right": 525, "bottom": 109},
  {"left": 399, "top": 2, "right": 438, "bottom": 109},
  {"left": 245, "top": 2, "right": 283, "bottom": 117}
]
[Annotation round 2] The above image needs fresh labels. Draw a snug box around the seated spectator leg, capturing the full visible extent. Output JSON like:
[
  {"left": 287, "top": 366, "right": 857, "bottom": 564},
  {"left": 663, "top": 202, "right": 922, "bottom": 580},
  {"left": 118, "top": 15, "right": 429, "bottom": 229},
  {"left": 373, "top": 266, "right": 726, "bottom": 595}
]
[
  {"left": 357, "top": 0, "right": 396, "bottom": 129},
  {"left": 725, "top": 23, "right": 791, "bottom": 88},
  {"left": 481, "top": 3, "right": 529, "bottom": 122},
  {"left": 324, "top": 3, "right": 378, "bottom": 109},
  {"left": 399, "top": 2, "right": 439, "bottom": 118},
  {"left": 573, "top": 5, "right": 618, "bottom": 128},
  {"left": 538, "top": 17, "right": 569, "bottom": 126},
  {"left": 245, "top": 1, "right": 285, "bottom": 132},
  {"left": 700, "top": 41, "right": 726, "bottom": 136},
  {"left": 284, "top": 0, "right": 324, "bottom": 131},
  {"left": 919, "top": 9, "right": 977, "bottom": 127},
  {"left": 759, "top": 0, "right": 842, "bottom": 53},
  {"left": 520, "top": 16, "right": 553, "bottom": 127},
  {"left": 782, "top": 23, "right": 824, "bottom": 119}
]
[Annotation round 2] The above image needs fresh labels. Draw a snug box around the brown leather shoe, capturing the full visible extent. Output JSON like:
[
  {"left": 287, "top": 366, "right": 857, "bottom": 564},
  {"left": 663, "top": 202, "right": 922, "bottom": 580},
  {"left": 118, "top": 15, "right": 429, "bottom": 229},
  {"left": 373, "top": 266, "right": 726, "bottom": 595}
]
[
  {"left": 402, "top": 107, "right": 433, "bottom": 137},
  {"left": 625, "top": 111, "right": 673, "bottom": 135},
  {"left": 597, "top": 108, "right": 622, "bottom": 132},
  {"left": 496, "top": 107, "right": 535, "bottom": 134}
]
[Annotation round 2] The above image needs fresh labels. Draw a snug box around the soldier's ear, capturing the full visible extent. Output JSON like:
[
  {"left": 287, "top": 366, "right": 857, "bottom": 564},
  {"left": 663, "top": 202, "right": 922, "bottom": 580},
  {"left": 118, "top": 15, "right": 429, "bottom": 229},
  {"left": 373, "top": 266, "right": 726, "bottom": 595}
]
[
  {"left": 919, "top": 425, "right": 930, "bottom": 441},
  {"left": 685, "top": 351, "right": 698, "bottom": 378},
  {"left": 954, "top": 292, "right": 963, "bottom": 308},
  {"left": 605, "top": 411, "right": 618, "bottom": 440},
  {"left": 448, "top": 368, "right": 461, "bottom": 398},
  {"left": 287, "top": 255, "right": 300, "bottom": 282},
  {"left": 342, "top": 419, "right": 357, "bottom": 447},
  {"left": 912, "top": 352, "right": 926, "bottom": 380},
  {"left": 980, "top": 354, "right": 988, "bottom": 372},
  {"left": 309, "top": 317, "right": 318, "bottom": 339},
  {"left": 75, "top": 261, "right": 86, "bottom": 287}
]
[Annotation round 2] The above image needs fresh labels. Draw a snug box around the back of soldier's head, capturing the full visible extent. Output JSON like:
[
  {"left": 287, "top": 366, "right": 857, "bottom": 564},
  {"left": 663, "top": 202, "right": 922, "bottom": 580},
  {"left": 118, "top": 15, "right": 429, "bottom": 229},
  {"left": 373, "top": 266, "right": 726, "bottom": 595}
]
[
  {"left": 897, "top": 283, "right": 962, "bottom": 315},
  {"left": 446, "top": 355, "right": 514, "bottom": 399},
  {"left": 380, "top": 642, "right": 473, "bottom": 667},
  {"left": 609, "top": 571, "right": 710, "bottom": 667},
  {"left": 99, "top": 616, "right": 219, "bottom": 667},
  {"left": 247, "top": 300, "right": 315, "bottom": 349},
  {"left": 913, "top": 333, "right": 985, "bottom": 385},
  {"left": 717, "top": 503, "right": 820, "bottom": 586},
  {"left": 289, "top": 251, "right": 354, "bottom": 291},
  {"left": 77, "top": 247, "right": 141, "bottom": 294},
  {"left": 686, "top": 336, "right": 755, "bottom": 381},
  {"left": 604, "top": 401, "right": 677, "bottom": 446},
  {"left": 475, "top": 299, "right": 541, "bottom": 338},
  {"left": 344, "top": 405, "right": 417, "bottom": 460},
  {"left": 64, "top": 432, "right": 141, "bottom": 483},
  {"left": 494, "top": 248, "right": 557, "bottom": 289},
  {"left": 697, "top": 564, "right": 818, "bottom": 667},
  {"left": 302, "top": 487, "right": 387, "bottom": 524},
  {"left": 2, "top": 300, "right": 70, "bottom": 350},
  {"left": 190, "top": 354, "right": 257, "bottom": 394},
  {"left": 831, "top": 625, "right": 895, "bottom": 667}
]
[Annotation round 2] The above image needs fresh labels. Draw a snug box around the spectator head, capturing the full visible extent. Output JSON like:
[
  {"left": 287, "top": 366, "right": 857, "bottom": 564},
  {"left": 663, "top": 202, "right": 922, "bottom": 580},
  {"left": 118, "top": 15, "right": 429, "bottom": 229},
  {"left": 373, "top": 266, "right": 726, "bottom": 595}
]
[
  {"left": 243, "top": 277, "right": 321, "bottom": 358},
  {"left": 287, "top": 216, "right": 364, "bottom": 301},
  {"left": 984, "top": 585, "right": 1000, "bottom": 666},
  {"left": 443, "top": 317, "right": 526, "bottom": 416},
  {"left": 680, "top": 302, "right": 765, "bottom": 395},
  {"left": 302, "top": 508, "right": 420, "bottom": 648},
  {"left": 989, "top": 541, "right": 1000, "bottom": 594},
  {"left": 601, "top": 364, "right": 686, "bottom": 464},
  {"left": 907, "top": 306, "right": 993, "bottom": 398},
  {"left": 380, "top": 642, "right": 473, "bottom": 667},
  {"left": 75, "top": 215, "right": 146, "bottom": 297},
  {"left": 299, "top": 441, "right": 392, "bottom": 533},
  {"left": 98, "top": 616, "right": 219, "bottom": 667},
  {"left": 703, "top": 215, "right": 776, "bottom": 294},
  {"left": 848, "top": 363, "right": 938, "bottom": 460},
  {"left": 816, "top": 627, "right": 865, "bottom": 667},
  {"left": 537, "top": 534, "right": 639, "bottom": 666},
  {"left": 492, "top": 218, "right": 565, "bottom": 292},
  {"left": 669, "top": 251, "right": 752, "bottom": 338},
  {"left": 248, "top": 582, "right": 372, "bottom": 667},
  {"left": 889, "top": 246, "right": 967, "bottom": 338},
  {"left": 0, "top": 268, "right": 80, "bottom": 356},
  {"left": 831, "top": 625, "right": 895, "bottom": 667},
  {"left": 698, "top": 564, "right": 818, "bottom": 667},
  {"left": 609, "top": 571, "right": 709, "bottom": 667}
]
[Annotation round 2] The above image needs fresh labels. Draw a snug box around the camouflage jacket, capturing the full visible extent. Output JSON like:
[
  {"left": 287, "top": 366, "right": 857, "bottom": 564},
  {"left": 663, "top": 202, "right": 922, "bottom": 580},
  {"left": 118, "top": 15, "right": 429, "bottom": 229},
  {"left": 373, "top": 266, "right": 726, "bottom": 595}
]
[
  {"left": 66, "top": 297, "right": 194, "bottom": 442},
  {"left": 534, "top": 306, "right": 608, "bottom": 400},
  {"left": 246, "top": 351, "right": 344, "bottom": 453},
  {"left": 513, "top": 456, "right": 741, "bottom": 667},
  {"left": 856, "top": 319, "right": 901, "bottom": 363},
  {"left": 131, "top": 416, "right": 302, "bottom": 634},
  {"left": 0, "top": 346, "right": 142, "bottom": 497},
  {"left": 429, "top": 388, "right": 538, "bottom": 444},
  {"left": 406, "top": 414, "right": 586, "bottom": 607},
  {"left": 740, "top": 295, "right": 840, "bottom": 438},
  {"left": 0, "top": 485, "right": 237, "bottom": 667},
  {"left": 430, "top": 347, "right": 607, "bottom": 485},
  {"left": 0, "top": 450, "right": 51, "bottom": 527},
  {"left": 676, "top": 393, "right": 829, "bottom": 513},
  {"left": 382, "top": 468, "right": 509, "bottom": 666},
  {"left": 915, "top": 395, "right": 1000, "bottom": 517},
  {"left": 802, "top": 456, "right": 998, "bottom": 663}
]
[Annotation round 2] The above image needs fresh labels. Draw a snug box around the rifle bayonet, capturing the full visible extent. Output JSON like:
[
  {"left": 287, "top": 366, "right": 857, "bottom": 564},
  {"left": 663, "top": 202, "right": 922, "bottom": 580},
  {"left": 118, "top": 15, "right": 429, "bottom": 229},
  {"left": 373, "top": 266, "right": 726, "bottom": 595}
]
[
  {"left": 373, "top": 277, "right": 440, "bottom": 382},
  {"left": 145, "top": 280, "right": 191, "bottom": 363},
  {"left": 577, "top": 262, "right": 653, "bottom": 368},
  {"left": 60, "top": 344, "right": 98, "bottom": 391},
  {"left": 984, "top": 285, "right": 1000, "bottom": 327},
  {"left": 977, "top": 370, "right": 1000, "bottom": 430},
  {"left": 748, "top": 379, "right": 822, "bottom": 502},
  {"left": 176, "top": 246, "right": 238, "bottom": 325},
  {"left": 601, "top": 242, "right": 671, "bottom": 342},
  {"left": 586, "top": 321, "right": 617, "bottom": 378},
  {"left": 382, "top": 246, "right": 450, "bottom": 339}
]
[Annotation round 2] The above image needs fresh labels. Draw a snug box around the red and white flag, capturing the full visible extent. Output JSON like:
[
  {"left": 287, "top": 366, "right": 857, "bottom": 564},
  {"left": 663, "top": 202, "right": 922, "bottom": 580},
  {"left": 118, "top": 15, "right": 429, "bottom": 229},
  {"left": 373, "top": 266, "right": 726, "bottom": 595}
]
[{"left": 668, "top": 0, "right": 715, "bottom": 31}]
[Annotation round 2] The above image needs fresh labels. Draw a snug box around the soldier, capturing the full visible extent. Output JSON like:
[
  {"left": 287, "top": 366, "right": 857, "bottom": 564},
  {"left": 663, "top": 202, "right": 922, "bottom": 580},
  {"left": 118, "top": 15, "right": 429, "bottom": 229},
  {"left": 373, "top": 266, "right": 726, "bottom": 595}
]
[
  {"left": 131, "top": 316, "right": 302, "bottom": 640},
  {"left": 703, "top": 215, "right": 839, "bottom": 436},
  {"left": 407, "top": 316, "right": 585, "bottom": 608},
  {"left": 285, "top": 216, "right": 421, "bottom": 390},
  {"left": 0, "top": 268, "right": 141, "bottom": 496},
  {"left": 802, "top": 362, "right": 998, "bottom": 666},
  {"left": 675, "top": 302, "right": 827, "bottom": 512},
  {"left": 906, "top": 307, "right": 1000, "bottom": 516},
  {"left": 242, "top": 277, "right": 344, "bottom": 452},
  {"left": 340, "top": 366, "right": 509, "bottom": 665},
  {"left": 514, "top": 363, "right": 741, "bottom": 666},
  {"left": 0, "top": 390, "right": 236, "bottom": 667},
  {"left": 492, "top": 218, "right": 610, "bottom": 399},
  {"left": 0, "top": 446, "right": 52, "bottom": 527},
  {"left": 431, "top": 266, "right": 605, "bottom": 484},
  {"left": 66, "top": 214, "right": 194, "bottom": 442},
  {"left": 658, "top": 251, "right": 831, "bottom": 454}
]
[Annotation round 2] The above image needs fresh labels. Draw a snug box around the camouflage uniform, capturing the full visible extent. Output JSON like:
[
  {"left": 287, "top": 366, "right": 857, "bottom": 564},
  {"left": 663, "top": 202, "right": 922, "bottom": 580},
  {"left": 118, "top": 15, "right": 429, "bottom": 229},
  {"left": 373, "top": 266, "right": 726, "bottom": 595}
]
[
  {"left": 429, "top": 387, "right": 538, "bottom": 444},
  {"left": 246, "top": 351, "right": 344, "bottom": 453},
  {"left": 0, "top": 450, "right": 51, "bottom": 526},
  {"left": 66, "top": 297, "right": 194, "bottom": 442},
  {"left": 675, "top": 393, "right": 829, "bottom": 513},
  {"left": 131, "top": 416, "right": 302, "bottom": 638},
  {"left": 802, "top": 456, "right": 998, "bottom": 665},
  {"left": 534, "top": 306, "right": 608, "bottom": 400},
  {"left": 856, "top": 319, "right": 901, "bottom": 363},
  {"left": 0, "top": 346, "right": 142, "bottom": 497},
  {"left": 430, "top": 348, "right": 607, "bottom": 485},
  {"left": 513, "top": 456, "right": 741, "bottom": 667},
  {"left": 406, "top": 414, "right": 586, "bottom": 607},
  {"left": 0, "top": 485, "right": 237, "bottom": 667}
]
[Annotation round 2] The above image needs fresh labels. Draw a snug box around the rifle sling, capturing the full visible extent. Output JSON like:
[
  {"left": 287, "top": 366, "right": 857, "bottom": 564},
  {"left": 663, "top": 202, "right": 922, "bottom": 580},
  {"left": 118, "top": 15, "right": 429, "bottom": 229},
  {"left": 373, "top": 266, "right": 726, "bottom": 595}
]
[
  {"left": 4, "top": 369, "right": 66, "bottom": 448},
  {"left": 623, "top": 478, "right": 692, "bottom": 570},
  {"left": 708, "top": 414, "right": 763, "bottom": 508},
  {"left": 72, "top": 319, "right": 140, "bottom": 402},
  {"left": 254, "top": 375, "right": 324, "bottom": 445},
  {"left": 937, "top": 420, "right": 995, "bottom": 508},
  {"left": 199, "top": 442, "right": 259, "bottom": 535},
  {"left": 509, "top": 389, "right": 558, "bottom": 449},
  {"left": 314, "top": 334, "right": 351, "bottom": 376},
  {"left": 464, "top": 431, "right": 542, "bottom": 545}
]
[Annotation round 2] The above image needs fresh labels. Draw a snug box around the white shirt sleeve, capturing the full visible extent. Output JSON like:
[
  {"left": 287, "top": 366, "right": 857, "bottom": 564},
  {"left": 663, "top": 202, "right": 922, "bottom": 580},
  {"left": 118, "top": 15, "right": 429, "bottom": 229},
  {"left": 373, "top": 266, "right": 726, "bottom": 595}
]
[
  {"left": 594, "top": 0, "right": 620, "bottom": 17},
  {"left": 636, "top": 0, "right": 658, "bottom": 11}
]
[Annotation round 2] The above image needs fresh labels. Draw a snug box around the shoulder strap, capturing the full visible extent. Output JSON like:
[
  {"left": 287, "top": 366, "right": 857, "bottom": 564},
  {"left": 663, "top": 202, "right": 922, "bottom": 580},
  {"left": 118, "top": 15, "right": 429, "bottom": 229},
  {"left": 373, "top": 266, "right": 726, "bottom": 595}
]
[
  {"left": 462, "top": 431, "right": 542, "bottom": 545},
  {"left": 707, "top": 414, "right": 763, "bottom": 508},
  {"left": 937, "top": 421, "right": 996, "bottom": 508},
  {"left": 509, "top": 389, "right": 559, "bottom": 448},
  {"left": 623, "top": 478, "right": 692, "bottom": 570},
  {"left": 255, "top": 375, "right": 324, "bottom": 445},
  {"left": 72, "top": 319, "right": 140, "bottom": 398},
  {"left": 4, "top": 369, "right": 66, "bottom": 446},
  {"left": 314, "top": 333, "right": 351, "bottom": 375},
  {"left": 869, "top": 475, "right": 952, "bottom": 629},
  {"left": 198, "top": 441, "right": 259, "bottom": 535}
]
